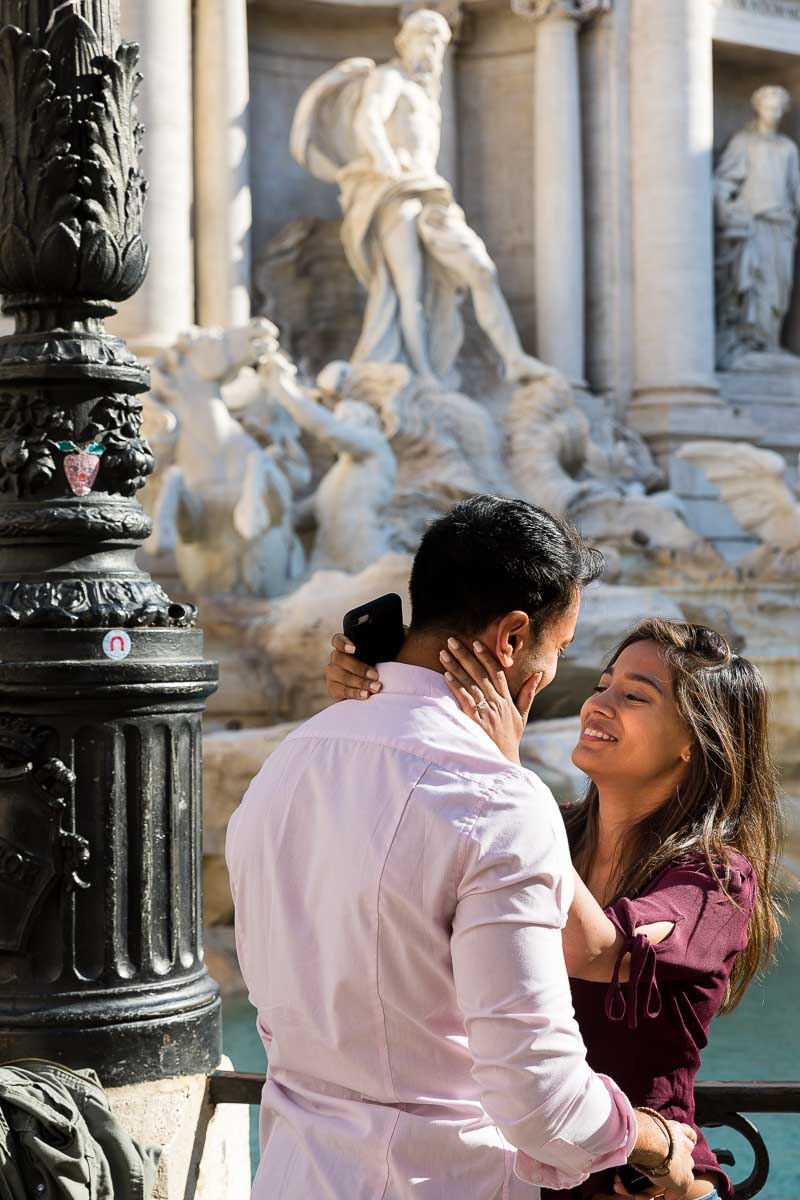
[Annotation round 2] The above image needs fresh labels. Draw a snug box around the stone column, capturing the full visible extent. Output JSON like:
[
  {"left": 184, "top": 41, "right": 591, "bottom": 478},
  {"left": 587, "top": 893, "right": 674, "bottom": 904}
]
[
  {"left": 514, "top": 1, "right": 607, "bottom": 385},
  {"left": 627, "top": 0, "right": 723, "bottom": 457},
  {"left": 194, "top": 0, "right": 253, "bottom": 328},
  {"left": 107, "top": 0, "right": 194, "bottom": 356}
]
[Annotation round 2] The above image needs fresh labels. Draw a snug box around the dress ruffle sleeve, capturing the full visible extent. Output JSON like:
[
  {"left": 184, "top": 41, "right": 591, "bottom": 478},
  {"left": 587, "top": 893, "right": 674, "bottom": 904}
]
[
  {"left": 604, "top": 898, "right": 662, "bottom": 1030},
  {"left": 602, "top": 854, "right": 755, "bottom": 1031}
]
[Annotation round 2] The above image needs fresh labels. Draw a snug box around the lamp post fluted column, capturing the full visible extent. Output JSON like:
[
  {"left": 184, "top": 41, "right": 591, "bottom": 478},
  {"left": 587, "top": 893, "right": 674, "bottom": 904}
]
[{"left": 0, "top": 0, "right": 220, "bottom": 1085}]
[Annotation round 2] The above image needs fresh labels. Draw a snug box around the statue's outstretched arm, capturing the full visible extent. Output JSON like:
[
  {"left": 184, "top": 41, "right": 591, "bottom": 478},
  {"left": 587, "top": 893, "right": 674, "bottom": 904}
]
[{"left": 276, "top": 373, "right": 380, "bottom": 461}]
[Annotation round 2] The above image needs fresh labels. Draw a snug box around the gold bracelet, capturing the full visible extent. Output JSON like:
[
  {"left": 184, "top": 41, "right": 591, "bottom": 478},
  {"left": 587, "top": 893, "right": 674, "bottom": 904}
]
[{"left": 629, "top": 1106, "right": 674, "bottom": 1178}]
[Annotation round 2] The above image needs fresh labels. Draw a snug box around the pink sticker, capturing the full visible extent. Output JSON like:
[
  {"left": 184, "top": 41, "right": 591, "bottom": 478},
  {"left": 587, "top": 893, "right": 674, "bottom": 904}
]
[{"left": 64, "top": 450, "right": 101, "bottom": 497}]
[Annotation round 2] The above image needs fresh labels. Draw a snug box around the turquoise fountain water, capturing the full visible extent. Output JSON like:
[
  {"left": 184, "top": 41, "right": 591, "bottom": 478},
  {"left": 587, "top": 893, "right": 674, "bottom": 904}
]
[{"left": 223, "top": 893, "right": 799, "bottom": 1194}]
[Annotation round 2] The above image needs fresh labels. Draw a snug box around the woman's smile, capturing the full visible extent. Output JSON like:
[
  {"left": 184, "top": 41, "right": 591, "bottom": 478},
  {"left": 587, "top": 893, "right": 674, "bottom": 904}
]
[{"left": 580, "top": 723, "right": 618, "bottom": 744}]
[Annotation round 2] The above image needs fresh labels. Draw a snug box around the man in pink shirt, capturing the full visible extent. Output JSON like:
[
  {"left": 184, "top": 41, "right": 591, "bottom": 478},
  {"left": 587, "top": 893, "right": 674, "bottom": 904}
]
[{"left": 226, "top": 496, "right": 697, "bottom": 1199}]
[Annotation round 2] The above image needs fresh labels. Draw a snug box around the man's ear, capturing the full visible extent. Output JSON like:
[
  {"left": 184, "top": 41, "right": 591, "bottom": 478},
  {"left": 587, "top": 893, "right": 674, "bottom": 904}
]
[{"left": 494, "top": 611, "right": 531, "bottom": 669}]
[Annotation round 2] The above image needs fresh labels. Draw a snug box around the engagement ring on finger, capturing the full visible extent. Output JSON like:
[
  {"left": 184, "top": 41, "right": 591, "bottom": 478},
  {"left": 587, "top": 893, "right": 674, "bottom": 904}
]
[{"left": 475, "top": 698, "right": 489, "bottom": 712}]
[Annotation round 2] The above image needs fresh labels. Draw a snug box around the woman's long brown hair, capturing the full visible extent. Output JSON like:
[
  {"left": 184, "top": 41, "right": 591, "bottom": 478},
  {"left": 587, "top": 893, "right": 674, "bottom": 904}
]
[{"left": 564, "top": 618, "right": 785, "bottom": 1013}]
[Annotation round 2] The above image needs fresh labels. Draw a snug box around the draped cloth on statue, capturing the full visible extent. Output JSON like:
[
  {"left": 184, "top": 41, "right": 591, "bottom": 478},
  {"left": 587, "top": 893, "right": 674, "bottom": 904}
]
[
  {"left": 714, "top": 127, "right": 800, "bottom": 366},
  {"left": 291, "top": 58, "right": 485, "bottom": 377}
]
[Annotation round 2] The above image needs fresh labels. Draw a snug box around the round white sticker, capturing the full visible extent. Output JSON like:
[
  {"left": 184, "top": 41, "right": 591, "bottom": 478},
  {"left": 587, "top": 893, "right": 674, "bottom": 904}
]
[{"left": 102, "top": 629, "right": 132, "bottom": 661}]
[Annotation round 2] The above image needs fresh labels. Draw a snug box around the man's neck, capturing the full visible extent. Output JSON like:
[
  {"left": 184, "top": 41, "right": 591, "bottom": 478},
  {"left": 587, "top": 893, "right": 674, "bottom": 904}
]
[{"left": 395, "top": 631, "right": 447, "bottom": 676}]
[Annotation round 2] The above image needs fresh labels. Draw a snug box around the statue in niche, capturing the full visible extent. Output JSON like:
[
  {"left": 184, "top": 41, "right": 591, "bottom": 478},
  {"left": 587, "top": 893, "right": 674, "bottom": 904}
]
[
  {"left": 714, "top": 85, "right": 800, "bottom": 368},
  {"left": 290, "top": 8, "right": 550, "bottom": 386}
]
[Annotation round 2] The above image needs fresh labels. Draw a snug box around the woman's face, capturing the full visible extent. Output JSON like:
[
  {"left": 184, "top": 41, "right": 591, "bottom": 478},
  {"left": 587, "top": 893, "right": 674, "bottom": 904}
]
[{"left": 572, "top": 639, "right": 693, "bottom": 793}]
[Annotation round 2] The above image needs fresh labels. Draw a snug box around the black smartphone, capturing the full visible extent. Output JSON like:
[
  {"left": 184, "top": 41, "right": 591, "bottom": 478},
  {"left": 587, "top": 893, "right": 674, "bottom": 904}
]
[
  {"left": 617, "top": 1164, "right": 657, "bottom": 1194},
  {"left": 342, "top": 593, "right": 406, "bottom": 668}
]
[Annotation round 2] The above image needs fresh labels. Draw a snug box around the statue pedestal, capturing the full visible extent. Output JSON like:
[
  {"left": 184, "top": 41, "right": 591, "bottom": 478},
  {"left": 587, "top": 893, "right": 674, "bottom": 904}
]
[
  {"left": 628, "top": 388, "right": 757, "bottom": 465},
  {"left": 718, "top": 357, "right": 800, "bottom": 467},
  {"left": 107, "top": 1057, "right": 251, "bottom": 1200},
  {"left": 673, "top": 359, "right": 800, "bottom": 562}
]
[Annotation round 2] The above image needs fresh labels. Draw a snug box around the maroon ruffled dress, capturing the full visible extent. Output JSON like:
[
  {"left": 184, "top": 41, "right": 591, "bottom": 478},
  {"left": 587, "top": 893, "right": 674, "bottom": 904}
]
[{"left": 543, "top": 852, "right": 755, "bottom": 1200}]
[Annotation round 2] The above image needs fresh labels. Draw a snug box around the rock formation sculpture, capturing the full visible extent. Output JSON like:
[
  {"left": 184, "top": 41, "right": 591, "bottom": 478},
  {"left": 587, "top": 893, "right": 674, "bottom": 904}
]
[
  {"left": 314, "top": 359, "right": 509, "bottom": 549},
  {"left": 678, "top": 440, "right": 800, "bottom": 576},
  {"left": 714, "top": 85, "right": 800, "bottom": 368},
  {"left": 290, "top": 8, "right": 550, "bottom": 385},
  {"left": 507, "top": 378, "right": 713, "bottom": 582}
]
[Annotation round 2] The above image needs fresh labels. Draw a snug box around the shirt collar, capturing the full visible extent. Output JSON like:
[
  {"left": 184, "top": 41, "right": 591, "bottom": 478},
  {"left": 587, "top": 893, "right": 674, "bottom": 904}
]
[
  {"left": 375, "top": 661, "right": 512, "bottom": 762},
  {"left": 376, "top": 661, "right": 453, "bottom": 701}
]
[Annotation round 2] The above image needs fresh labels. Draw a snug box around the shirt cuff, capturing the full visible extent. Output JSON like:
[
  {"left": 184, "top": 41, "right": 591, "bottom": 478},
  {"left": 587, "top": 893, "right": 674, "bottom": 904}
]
[{"left": 513, "top": 1074, "right": 638, "bottom": 1189}]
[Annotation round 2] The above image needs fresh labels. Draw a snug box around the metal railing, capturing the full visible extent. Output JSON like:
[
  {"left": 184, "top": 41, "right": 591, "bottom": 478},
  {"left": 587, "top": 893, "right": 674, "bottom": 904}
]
[{"left": 208, "top": 1073, "right": 800, "bottom": 1200}]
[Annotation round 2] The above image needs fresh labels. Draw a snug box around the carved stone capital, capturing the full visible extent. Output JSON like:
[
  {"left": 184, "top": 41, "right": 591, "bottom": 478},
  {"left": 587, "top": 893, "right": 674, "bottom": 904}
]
[{"left": 512, "top": 0, "right": 611, "bottom": 22}]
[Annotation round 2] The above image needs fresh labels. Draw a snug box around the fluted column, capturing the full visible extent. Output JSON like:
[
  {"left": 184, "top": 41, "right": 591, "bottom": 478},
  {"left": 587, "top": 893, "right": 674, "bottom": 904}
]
[
  {"left": 515, "top": 0, "right": 607, "bottom": 383},
  {"left": 627, "top": 0, "right": 721, "bottom": 454},
  {"left": 194, "top": 0, "right": 252, "bottom": 327},
  {"left": 107, "top": 0, "right": 194, "bottom": 355}
]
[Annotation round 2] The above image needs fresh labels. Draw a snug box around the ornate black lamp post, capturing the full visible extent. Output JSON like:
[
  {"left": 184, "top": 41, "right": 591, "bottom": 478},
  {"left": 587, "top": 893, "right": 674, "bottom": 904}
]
[{"left": 0, "top": 0, "right": 220, "bottom": 1084}]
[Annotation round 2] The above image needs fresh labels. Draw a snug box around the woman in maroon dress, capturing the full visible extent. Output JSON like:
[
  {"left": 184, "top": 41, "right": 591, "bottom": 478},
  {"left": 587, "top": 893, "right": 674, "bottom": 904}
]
[{"left": 326, "top": 618, "right": 784, "bottom": 1200}]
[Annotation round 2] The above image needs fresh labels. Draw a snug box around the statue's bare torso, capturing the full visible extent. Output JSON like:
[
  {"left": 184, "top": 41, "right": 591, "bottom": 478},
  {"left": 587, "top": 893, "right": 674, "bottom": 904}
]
[{"left": 366, "top": 64, "right": 441, "bottom": 176}]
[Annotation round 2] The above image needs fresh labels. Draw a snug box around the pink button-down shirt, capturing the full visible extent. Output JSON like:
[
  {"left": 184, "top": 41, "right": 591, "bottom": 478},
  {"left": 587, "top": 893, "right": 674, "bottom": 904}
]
[{"left": 226, "top": 663, "right": 636, "bottom": 1199}]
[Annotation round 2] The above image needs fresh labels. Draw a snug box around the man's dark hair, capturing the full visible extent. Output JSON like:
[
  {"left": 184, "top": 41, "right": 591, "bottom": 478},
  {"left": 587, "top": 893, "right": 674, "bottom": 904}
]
[{"left": 408, "top": 495, "right": 603, "bottom": 639}]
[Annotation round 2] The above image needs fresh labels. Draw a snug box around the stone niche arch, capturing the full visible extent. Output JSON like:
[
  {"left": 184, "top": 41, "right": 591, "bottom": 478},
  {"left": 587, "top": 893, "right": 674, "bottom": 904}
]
[
  {"left": 710, "top": 1, "right": 800, "bottom": 471},
  {"left": 713, "top": 37, "right": 800, "bottom": 358},
  {"left": 248, "top": 0, "right": 537, "bottom": 375}
]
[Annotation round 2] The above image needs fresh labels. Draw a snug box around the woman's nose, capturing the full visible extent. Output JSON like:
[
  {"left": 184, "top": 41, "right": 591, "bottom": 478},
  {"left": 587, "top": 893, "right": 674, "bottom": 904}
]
[{"left": 588, "top": 689, "right": 616, "bottom": 716}]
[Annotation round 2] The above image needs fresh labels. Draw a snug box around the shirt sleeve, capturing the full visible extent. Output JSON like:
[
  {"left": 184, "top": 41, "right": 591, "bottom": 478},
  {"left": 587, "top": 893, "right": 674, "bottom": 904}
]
[
  {"left": 603, "top": 856, "right": 756, "bottom": 1030},
  {"left": 450, "top": 771, "right": 637, "bottom": 1190}
]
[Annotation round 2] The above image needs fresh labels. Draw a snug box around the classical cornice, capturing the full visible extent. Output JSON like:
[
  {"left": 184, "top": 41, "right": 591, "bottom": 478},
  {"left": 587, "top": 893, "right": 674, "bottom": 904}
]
[
  {"left": 711, "top": 0, "right": 800, "bottom": 17},
  {"left": 511, "top": 0, "right": 611, "bottom": 21}
]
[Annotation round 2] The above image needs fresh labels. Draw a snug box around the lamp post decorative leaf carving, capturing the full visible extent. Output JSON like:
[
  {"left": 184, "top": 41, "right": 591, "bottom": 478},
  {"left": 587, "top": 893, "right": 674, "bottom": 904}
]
[{"left": 0, "top": 0, "right": 220, "bottom": 1085}]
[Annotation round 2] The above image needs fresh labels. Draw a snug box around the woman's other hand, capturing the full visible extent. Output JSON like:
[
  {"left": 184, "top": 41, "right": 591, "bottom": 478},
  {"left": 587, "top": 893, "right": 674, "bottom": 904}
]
[
  {"left": 439, "top": 637, "right": 542, "bottom": 765},
  {"left": 325, "top": 633, "right": 382, "bottom": 701}
]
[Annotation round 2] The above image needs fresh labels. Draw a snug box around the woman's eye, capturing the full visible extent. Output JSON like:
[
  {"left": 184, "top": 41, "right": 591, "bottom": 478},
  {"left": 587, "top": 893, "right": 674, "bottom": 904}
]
[
  {"left": 592, "top": 684, "right": 607, "bottom": 693},
  {"left": 626, "top": 693, "right": 646, "bottom": 703}
]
